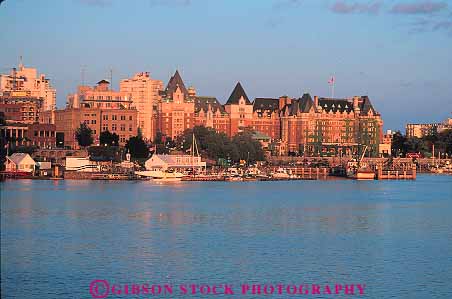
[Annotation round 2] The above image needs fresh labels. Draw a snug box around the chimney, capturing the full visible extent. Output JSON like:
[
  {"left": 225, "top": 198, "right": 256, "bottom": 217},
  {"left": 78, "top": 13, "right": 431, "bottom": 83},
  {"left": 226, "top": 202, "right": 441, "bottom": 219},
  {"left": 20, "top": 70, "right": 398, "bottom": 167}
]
[
  {"left": 188, "top": 86, "right": 196, "bottom": 97},
  {"left": 279, "top": 96, "right": 288, "bottom": 110},
  {"left": 353, "top": 96, "right": 359, "bottom": 109},
  {"left": 314, "top": 96, "right": 319, "bottom": 108}
]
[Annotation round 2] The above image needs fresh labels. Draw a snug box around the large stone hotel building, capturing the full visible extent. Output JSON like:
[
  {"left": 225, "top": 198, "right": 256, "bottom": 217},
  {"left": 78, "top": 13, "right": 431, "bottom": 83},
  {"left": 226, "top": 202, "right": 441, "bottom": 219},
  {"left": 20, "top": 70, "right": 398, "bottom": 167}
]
[{"left": 156, "top": 71, "right": 383, "bottom": 157}]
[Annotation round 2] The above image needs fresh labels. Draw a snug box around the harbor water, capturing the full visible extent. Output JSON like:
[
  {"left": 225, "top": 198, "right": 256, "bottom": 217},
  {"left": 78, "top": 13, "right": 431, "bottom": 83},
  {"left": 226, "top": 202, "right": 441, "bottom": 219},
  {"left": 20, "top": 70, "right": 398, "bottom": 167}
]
[{"left": 1, "top": 175, "right": 452, "bottom": 298}]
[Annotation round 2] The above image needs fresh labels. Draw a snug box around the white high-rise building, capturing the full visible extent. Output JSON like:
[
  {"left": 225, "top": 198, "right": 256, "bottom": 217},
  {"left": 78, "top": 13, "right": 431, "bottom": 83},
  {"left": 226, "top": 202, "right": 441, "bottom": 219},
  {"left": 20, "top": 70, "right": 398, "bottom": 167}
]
[
  {"left": 0, "top": 63, "right": 56, "bottom": 111},
  {"left": 120, "top": 72, "right": 163, "bottom": 141}
]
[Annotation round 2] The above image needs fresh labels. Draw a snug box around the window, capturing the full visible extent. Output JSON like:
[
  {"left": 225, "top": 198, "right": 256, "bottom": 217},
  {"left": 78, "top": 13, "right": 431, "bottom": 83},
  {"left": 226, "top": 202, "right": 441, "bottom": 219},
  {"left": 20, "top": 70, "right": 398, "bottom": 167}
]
[
  {"left": 129, "top": 125, "right": 133, "bottom": 132},
  {"left": 103, "top": 115, "right": 108, "bottom": 120},
  {"left": 102, "top": 124, "right": 108, "bottom": 131},
  {"left": 129, "top": 116, "right": 133, "bottom": 121},
  {"left": 91, "top": 120, "right": 96, "bottom": 124},
  {"left": 120, "top": 115, "right": 126, "bottom": 120},
  {"left": 120, "top": 124, "right": 125, "bottom": 131},
  {"left": 112, "top": 124, "right": 117, "bottom": 131},
  {"left": 112, "top": 115, "right": 117, "bottom": 120}
]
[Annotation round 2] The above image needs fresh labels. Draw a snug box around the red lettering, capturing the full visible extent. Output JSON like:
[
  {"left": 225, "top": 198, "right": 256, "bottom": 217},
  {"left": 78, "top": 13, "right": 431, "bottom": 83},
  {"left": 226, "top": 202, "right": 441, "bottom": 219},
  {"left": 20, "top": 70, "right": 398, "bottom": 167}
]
[
  {"left": 345, "top": 285, "right": 355, "bottom": 295},
  {"left": 190, "top": 284, "right": 197, "bottom": 294},
  {"left": 151, "top": 285, "right": 162, "bottom": 295},
  {"left": 141, "top": 284, "right": 149, "bottom": 294},
  {"left": 164, "top": 284, "right": 173, "bottom": 294},
  {"left": 252, "top": 284, "right": 261, "bottom": 294},
  {"left": 111, "top": 284, "right": 121, "bottom": 295},
  {"left": 179, "top": 285, "right": 187, "bottom": 294},
  {"left": 335, "top": 284, "right": 343, "bottom": 294},
  {"left": 212, "top": 285, "right": 218, "bottom": 295},
  {"left": 357, "top": 284, "right": 366, "bottom": 295},
  {"left": 312, "top": 284, "right": 321, "bottom": 294},
  {"left": 299, "top": 285, "right": 310, "bottom": 295},
  {"left": 131, "top": 284, "right": 140, "bottom": 295},
  {"left": 200, "top": 285, "right": 210, "bottom": 294},
  {"left": 287, "top": 285, "right": 297, "bottom": 295},
  {"left": 241, "top": 284, "right": 250, "bottom": 294},
  {"left": 224, "top": 284, "right": 234, "bottom": 295},
  {"left": 324, "top": 285, "right": 332, "bottom": 294},
  {"left": 264, "top": 285, "right": 274, "bottom": 294}
]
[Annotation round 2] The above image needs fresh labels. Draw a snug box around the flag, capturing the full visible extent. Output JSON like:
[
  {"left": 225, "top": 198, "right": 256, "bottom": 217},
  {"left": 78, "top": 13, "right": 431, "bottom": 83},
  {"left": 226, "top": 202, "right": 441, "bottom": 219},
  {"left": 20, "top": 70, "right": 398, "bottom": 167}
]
[{"left": 328, "top": 76, "right": 335, "bottom": 85}]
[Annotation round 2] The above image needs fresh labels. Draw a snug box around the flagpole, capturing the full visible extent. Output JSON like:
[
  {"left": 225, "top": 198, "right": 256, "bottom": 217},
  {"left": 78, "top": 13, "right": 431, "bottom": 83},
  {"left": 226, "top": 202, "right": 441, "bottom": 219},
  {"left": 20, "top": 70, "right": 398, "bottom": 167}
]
[{"left": 329, "top": 75, "right": 335, "bottom": 98}]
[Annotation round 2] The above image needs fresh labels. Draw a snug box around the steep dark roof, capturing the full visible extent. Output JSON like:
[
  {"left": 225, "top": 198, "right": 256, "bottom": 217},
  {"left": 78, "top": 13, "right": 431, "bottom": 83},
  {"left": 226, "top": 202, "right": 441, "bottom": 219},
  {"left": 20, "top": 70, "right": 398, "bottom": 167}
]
[
  {"left": 253, "top": 98, "right": 279, "bottom": 112},
  {"left": 195, "top": 96, "right": 226, "bottom": 114},
  {"left": 318, "top": 98, "right": 353, "bottom": 113},
  {"left": 359, "top": 96, "right": 377, "bottom": 115},
  {"left": 298, "top": 93, "right": 314, "bottom": 113},
  {"left": 282, "top": 93, "right": 314, "bottom": 116},
  {"left": 164, "top": 70, "right": 188, "bottom": 98},
  {"left": 97, "top": 79, "right": 110, "bottom": 85},
  {"left": 226, "top": 82, "right": 251, "bottom": 105}
]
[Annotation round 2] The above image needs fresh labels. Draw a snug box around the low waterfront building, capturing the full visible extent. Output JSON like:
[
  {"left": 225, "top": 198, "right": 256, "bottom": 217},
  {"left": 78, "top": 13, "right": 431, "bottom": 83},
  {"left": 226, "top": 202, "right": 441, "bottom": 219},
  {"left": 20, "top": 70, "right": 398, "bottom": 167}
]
[
  {"left": 5, "top": 153, "right": 36, "bottom": 173},
  {"left": 144, "top": 154, "right": 206, "bottom": 172},
  {"left": 65, "top": 157, "right": 99, "bottom": 172},
  {"left": 0, "top": 122, "right": 56, "bottom": 148},
  {"left": 36, "top": 161, "right": 53, "bottom": 176}
]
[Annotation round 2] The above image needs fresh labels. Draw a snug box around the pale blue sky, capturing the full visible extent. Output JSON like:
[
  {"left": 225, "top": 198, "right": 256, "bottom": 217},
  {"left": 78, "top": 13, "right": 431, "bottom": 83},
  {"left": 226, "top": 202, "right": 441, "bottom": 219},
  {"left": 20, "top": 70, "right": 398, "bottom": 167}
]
[{"left": 0, "top": 0, "right": 451, "bottom": 130}]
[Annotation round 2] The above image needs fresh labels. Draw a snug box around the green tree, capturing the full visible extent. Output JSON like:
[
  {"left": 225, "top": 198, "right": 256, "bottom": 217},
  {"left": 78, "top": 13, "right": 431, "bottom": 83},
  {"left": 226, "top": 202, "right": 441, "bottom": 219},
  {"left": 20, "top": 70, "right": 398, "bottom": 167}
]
[
  {"left": 435, "top": 129, "right": 452, "bottom": 156},
  {"left": 174, "top": 125, "right": 265, "bottom": 163},
  {"left": 404, "top": 137, "right": 428, "bottom": 155},
  {"left": 232, "top": 131, "right": 265, "bottom": 163},
  {"left": 126, "top": 135, "right": 149, "bottom": 159},
  {"left": 75, "top": 123, "right": 93, "bottom": 147},
  {"left": 391, "top": 131, "right": 406, "bottom": 157},
  {"left": 99, "top": 130, "right": 119, "bottom": 146}
]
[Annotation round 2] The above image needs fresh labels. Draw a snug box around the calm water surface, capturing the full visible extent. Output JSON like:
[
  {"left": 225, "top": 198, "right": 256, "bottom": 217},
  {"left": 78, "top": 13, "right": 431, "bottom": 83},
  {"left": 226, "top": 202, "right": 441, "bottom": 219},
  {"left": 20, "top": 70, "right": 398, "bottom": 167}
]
[{"left": 1, "top": 175, "right": 452, "bottom": 298}]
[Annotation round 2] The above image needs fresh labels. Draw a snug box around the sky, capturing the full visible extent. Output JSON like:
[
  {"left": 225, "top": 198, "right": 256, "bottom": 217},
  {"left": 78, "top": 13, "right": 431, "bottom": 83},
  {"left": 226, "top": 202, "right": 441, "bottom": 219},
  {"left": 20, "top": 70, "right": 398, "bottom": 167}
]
[{"left": 0, "top": 0, "right": 451, "bottom": 131}]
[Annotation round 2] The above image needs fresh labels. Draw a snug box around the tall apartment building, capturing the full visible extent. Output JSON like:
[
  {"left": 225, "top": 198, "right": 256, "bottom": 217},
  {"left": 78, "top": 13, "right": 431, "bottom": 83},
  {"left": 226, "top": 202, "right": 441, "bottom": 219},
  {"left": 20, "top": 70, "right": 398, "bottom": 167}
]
[
  {"left": 120, "top": 72, "right": 163, "bottom": 141},
  {"left": 406, "top": 117, "right": 452, "bottom": 138},
  {"left": 0, "top": 63, "right": 56, "bottom": 111}
]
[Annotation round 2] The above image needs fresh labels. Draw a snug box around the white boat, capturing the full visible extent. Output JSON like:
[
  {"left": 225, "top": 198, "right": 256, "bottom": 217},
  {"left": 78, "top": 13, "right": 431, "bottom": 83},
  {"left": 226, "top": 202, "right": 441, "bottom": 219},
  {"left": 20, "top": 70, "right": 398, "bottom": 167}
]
[
  {"left": 346, "top": 146, "right": 375, "bottom": 180},
  {"left": 135, "top": 170, "right": 184, "bottom": 181},
  {"left": 272, "top": 168, "right": 290, "bottom": 179}
]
